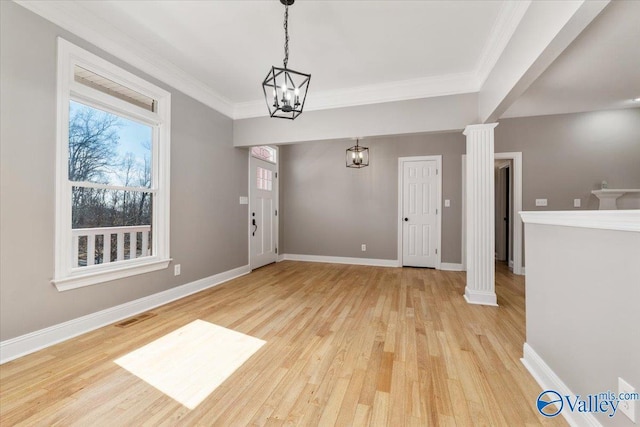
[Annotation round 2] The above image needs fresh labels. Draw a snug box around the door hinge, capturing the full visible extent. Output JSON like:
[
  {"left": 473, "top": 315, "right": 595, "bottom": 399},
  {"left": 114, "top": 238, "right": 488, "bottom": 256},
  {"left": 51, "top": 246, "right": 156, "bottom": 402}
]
[
  {"left": 436, "top": 208, "right": 438, "bottom": 214},
  {"left": 436, "top": 248, "right": 438, "bottom": 254},
  {"left": 436, "top": 169, "right": 439, "bottom": 175},
  {"left": 275, "top": 209, "right": 278, "bottom": 216},
  {"left": 275, "top": 172, "right": 278, "bottom": 178},
  {"left": 275, "top": 247, "right": 278, "bottom": 254}
]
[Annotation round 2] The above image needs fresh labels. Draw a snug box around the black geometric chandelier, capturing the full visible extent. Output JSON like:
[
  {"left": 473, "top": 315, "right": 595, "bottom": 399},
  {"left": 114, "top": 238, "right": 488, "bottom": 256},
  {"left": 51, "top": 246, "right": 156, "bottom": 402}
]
[
  {"left": 262, "top": 0, "right": 311, "bottom": 120},
  {"left": 346, "top": 139, "right": 369, "bottom": 168}
]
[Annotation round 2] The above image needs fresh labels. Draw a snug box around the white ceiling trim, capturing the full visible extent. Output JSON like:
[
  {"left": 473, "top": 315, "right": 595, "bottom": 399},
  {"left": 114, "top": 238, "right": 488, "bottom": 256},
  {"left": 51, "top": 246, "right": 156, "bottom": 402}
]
[
  {"left": 16, "top": 0, "right": 525, "bottom": 121},
  {"left": 474, "top": 0, "right": 532, "bottom": 88},
  {"left": 15, "top": 0, "right": 236, "bottom": 118},
  {"left": 234, "top": 71, "right": 479, "bottom": 119}
]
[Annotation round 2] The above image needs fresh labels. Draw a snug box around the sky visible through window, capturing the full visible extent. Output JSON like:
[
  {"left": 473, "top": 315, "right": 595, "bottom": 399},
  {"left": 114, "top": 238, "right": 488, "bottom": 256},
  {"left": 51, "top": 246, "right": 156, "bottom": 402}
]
[{"left": 69, "top": 100, "right": 152, "bottom": 187}]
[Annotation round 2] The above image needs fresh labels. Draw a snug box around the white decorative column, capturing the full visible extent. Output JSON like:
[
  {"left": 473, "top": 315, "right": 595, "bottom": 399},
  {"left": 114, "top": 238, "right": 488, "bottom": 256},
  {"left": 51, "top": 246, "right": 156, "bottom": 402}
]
[{"left": 464, "top": 123, "right": 498, "bottom": 306}]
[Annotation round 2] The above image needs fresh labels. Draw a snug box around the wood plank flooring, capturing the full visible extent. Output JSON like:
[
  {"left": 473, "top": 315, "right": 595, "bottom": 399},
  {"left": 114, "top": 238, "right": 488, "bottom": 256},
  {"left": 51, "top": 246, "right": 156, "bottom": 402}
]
[{"left": 0, "top": 261, "right": 565, "bottom": 426}]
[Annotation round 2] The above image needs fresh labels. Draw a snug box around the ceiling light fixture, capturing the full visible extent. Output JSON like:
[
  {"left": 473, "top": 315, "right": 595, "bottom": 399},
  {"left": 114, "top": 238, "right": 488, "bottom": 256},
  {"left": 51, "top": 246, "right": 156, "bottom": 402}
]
[
  {"left": 346, "top": 139, "right": 369, "bottom": 168},
  {"left": 262, "top": 0, "right": 310, "bottom": 120},
  {"left": 632, "top": 97, "right": 640, "bottom": 102}
]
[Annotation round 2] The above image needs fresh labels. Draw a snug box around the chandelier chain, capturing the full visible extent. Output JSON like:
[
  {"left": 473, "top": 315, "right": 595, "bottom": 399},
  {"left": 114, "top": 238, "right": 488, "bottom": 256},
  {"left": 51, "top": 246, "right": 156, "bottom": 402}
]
[
  {"left": 283, "top": 2, "right": 289, "bottom": 68},
  {"left": 263, "top": 0, "right": 309, "bottom": 119}
]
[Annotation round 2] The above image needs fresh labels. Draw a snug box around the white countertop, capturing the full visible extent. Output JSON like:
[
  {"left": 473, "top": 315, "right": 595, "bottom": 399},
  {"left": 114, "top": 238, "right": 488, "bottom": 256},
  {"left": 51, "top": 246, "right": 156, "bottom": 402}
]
[{"left": 519, "top": 210, "right": 640, "bottom": 232}]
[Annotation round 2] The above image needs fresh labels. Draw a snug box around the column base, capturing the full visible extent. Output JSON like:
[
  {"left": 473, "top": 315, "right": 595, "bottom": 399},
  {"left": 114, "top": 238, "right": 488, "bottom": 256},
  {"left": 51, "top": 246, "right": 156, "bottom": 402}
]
[{"left": 464, "top": 287, "right": 498, "bottom": 306}]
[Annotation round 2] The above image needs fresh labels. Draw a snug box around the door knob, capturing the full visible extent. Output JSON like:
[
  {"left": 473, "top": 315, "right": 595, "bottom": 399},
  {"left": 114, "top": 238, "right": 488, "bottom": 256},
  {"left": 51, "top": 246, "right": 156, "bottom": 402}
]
[{"left": 404, "top": 217, "right": 409, "bottom": 222}]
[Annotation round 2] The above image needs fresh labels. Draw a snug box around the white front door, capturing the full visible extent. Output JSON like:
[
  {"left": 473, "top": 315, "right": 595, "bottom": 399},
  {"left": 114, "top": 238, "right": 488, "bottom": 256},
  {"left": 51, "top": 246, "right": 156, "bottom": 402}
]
[
  {"left": 250, "top": 156, "right": 278, "bottom": 270},
  {"left": 401, "top": 159, "right": 439, "bottom": 268}
]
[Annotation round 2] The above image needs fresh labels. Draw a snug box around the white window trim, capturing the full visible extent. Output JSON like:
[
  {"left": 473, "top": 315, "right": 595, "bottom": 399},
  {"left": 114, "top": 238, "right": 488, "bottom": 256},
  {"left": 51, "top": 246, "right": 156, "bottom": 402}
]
[{"left": 54, "top": 38, "right": 171, "bottom": 291}]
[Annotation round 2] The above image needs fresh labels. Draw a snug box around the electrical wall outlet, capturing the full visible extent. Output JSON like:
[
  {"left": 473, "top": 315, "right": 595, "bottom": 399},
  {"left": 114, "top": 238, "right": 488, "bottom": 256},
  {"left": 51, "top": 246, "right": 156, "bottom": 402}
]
[
  {"left": 361, "top": 244, "right": 366, "bottom": 252},
  {"left": 444, "top": 199, "right": 451, "bottom": 207},
  {"left": 619, "top": 377, "right": 636, "bottom": 422},
  {"left": 239, "top": 196, "right": 248, "bottom": 205},
  {"left": 573, "top": 198, "right": 581, "bottom": 208},
  {"left": 535, "top": 199, "right": 548, "bottom": 207},
  {"left": 174, "top": 264, "right": 181, "bottom": 276}
]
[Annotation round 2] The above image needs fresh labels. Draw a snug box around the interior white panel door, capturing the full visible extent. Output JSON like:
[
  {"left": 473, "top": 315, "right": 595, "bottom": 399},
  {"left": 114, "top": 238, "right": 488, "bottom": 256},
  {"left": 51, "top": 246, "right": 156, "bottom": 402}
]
[
  {"left": 402, "top": 160, "right": 438, "bottom": 267},
  {"left": 250, "top": 157, "right": 277, "bottom": 269}
]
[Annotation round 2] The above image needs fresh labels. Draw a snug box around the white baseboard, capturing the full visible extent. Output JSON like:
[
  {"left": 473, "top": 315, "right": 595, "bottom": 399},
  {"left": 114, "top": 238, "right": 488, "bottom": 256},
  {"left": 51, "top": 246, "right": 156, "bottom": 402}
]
[
  {"left": 282, "top": 254, "right": 400, "bottom": 267},
  {"left": 521, "top": 343, "right": 601, "bottom": 427},
  {"left": 440, "top": 262, "right": 463, "bottom": 271},
  {"left": 509, "top": 260, "right": 514, "bottom": 269},
  {"left": 281, "top": 255, "right": 465, "bottom": 271},
  {"left": 0, "top": 264, "right": 251, "bottom": 365},
  {"left": 276, "top": 254, "right": 286, "bottom": 263},
  {"left": 463, "top": 287, "right": 498, "bottom": 306}
]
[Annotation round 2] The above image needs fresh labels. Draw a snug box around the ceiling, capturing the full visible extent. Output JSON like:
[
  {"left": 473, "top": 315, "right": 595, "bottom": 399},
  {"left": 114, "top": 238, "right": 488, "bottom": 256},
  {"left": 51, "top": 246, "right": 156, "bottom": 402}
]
[
  {"left": 503, "top": 0, "right": 640, "bottom": 118},
  {"left": 15, "top": 0, "right": 640, "bottom": 120},
  {"left": 83, "top": 0, "right": 503, "bottom": 99},
  {"left": 19, "top": 0, "right": 528, "bottom": 118}
]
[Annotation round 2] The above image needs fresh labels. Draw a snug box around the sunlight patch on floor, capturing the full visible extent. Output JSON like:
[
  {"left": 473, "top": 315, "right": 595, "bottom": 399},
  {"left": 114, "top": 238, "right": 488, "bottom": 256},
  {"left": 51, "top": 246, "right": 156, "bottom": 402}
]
[{"left": 114, "top": 319, "right": 265, "bottom": 409}]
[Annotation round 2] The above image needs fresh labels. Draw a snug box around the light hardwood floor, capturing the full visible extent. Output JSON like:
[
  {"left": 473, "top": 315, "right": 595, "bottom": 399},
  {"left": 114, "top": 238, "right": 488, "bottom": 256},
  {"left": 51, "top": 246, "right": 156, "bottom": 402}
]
[{"left": 0, "top": 261, "right": 565, "bottom": 426}]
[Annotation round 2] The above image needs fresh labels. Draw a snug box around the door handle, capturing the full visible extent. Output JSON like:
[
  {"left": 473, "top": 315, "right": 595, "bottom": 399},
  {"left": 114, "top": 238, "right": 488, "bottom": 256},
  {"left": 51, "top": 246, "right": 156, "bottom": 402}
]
[
  {"left": 404, "top": 217, "right": 409, "bottom": 222},
  {"left": 252, "top": 218, "right": 257, "bottom": 236}
]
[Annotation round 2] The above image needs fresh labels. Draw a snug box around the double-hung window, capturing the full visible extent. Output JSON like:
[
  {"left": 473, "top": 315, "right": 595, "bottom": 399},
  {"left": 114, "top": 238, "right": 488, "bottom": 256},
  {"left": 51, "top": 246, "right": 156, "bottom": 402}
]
[{"left": 54, "top": 39, "right": 171, "bottom": 291}]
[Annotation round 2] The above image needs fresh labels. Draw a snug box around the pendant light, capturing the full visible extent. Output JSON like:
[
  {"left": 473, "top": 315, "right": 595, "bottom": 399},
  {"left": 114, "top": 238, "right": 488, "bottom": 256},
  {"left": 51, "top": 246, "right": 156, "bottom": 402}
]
[
  {"left": 346, "top": 139, "right": 369, "bottom": 168},
  {"left": 262, "top": 0, "right": 311, "bottom": 120}
]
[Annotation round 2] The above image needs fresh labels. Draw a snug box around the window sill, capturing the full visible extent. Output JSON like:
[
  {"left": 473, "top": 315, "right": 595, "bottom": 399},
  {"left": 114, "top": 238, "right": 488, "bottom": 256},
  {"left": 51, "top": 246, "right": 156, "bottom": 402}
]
[{"left": 52, "top": 258, "right": 171, "bottom": 291}]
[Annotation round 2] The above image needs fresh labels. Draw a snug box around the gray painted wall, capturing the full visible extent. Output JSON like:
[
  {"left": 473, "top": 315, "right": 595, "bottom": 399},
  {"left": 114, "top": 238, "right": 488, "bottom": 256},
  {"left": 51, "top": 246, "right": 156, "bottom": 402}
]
[
  {"left": 0, "top": 1, "right": 248, "bottom": 341},
  {"left": 280, "top": 108, "right": 640, "bottom": 266},
  {"left": 497, "top": 109, "right": 640, "bottom": 211},
  {"left": 524, "top": 222, "right": 640, "bottom": 427},
  {"left": 280, "top": 133, "right": 465, "bottom": 263}
]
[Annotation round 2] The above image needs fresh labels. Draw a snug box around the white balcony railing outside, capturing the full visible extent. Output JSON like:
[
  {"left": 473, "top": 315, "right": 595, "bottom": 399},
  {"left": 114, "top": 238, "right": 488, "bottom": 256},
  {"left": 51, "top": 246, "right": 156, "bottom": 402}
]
[{"left": 72, "top": 225, "right": 151, "bottom": 267}]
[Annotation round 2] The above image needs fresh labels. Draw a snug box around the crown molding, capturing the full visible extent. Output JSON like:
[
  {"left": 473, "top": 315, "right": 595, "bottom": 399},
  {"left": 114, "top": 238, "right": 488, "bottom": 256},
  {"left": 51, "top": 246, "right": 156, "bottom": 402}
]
[
  {"left": 234, "top": 71, "right": 479, "bottom": 120},
  {"left": 475, "top": 0, "right": 532, "bottom": 88},
  {"left": 16, "top": 0, "right": 527, "bottom": 121},
  {"left": 15, "top": 0, "right": 235, "bottom": 118}
]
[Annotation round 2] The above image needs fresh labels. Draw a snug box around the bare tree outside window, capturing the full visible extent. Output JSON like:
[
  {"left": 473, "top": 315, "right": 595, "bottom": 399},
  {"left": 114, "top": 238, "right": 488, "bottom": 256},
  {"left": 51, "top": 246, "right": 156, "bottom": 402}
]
[{"left": 69, "top": 101, "right": 153, "bottom": 265}]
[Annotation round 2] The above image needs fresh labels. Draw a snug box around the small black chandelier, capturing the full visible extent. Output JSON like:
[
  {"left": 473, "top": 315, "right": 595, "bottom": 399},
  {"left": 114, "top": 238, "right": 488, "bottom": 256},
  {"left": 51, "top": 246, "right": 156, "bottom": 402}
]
[
  {"left": 262, "top": 0, "right": 311, "bottom": 120},
  {"left": 346, "top": 139, "right": 369, "bottom": 168}
]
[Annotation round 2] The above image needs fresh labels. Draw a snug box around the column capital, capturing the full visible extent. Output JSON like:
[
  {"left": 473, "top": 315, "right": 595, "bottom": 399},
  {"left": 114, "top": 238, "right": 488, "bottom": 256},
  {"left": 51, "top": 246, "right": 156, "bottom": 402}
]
[{"left": 463, "top": 122, "right": 499, "bottom": 136}]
